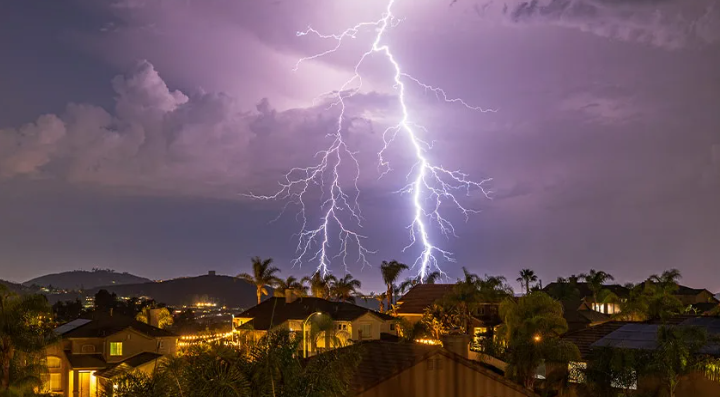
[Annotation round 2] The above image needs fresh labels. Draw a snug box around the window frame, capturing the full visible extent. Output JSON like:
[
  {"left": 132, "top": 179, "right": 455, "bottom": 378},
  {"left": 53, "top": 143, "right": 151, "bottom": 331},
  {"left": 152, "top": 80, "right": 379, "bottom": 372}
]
[{"left": 109, "top": 342, "right": 123, "bottom": 356}]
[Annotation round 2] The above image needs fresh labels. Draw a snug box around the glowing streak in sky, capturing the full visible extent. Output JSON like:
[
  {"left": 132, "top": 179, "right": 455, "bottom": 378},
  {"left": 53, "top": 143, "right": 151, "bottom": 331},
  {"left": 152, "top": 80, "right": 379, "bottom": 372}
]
[{"left": 250, "top": 0, "right": 494, "bottom": 278}]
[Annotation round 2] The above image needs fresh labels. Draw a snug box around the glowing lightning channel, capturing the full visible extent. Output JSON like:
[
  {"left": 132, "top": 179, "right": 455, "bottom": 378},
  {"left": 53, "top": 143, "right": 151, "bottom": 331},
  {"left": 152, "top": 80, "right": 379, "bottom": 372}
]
[{"left": 250, "top": 0, "right": 494, "bottom": 278}]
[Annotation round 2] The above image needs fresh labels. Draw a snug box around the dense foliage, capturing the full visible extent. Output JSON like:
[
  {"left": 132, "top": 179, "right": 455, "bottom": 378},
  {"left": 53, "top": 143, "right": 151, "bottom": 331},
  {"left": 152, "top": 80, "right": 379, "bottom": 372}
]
[
  {"left": 499, "top": 291, "right": 580, "bottom": 389},
  {"left": 0, "top": 286, "right": 55, "bottom": 397},
  {"left": 102, "top": 330, "right": 361, "bottom": 397}
]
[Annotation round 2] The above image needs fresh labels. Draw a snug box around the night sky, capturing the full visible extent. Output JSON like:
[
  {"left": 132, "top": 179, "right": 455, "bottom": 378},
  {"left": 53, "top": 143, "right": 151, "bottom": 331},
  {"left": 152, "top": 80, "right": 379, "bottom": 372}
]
[{"left": 1, "top": 0, "right": 719, "bottom": 294}]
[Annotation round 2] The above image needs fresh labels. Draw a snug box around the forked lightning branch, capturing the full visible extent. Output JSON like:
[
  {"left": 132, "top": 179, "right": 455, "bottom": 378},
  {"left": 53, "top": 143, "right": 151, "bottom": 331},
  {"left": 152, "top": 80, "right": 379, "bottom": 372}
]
[{"left": 249, "top": 0, "right": 494, "bottom": 279}]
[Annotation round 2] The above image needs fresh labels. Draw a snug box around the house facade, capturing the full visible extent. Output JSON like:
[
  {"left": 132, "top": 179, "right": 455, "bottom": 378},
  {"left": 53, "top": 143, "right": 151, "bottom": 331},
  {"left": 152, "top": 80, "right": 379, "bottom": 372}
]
[
  {"left": 395, "top": 284, "right": 503, "bottom": 351},
  {"left": 233, "top": 295, "right": 395, "bottom": 355},
  {"left": 43, "top": 312, "right": 178, "bottom": 397},
  {"left": 559, "top": 318, "right": 720, "bottom": 397}
]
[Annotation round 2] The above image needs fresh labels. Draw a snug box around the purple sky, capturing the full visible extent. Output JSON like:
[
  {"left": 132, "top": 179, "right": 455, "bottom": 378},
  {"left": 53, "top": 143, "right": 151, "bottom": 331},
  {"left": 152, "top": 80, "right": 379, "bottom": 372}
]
[{"left": 1, "top": 0, "right": 719, "bottom": 294}]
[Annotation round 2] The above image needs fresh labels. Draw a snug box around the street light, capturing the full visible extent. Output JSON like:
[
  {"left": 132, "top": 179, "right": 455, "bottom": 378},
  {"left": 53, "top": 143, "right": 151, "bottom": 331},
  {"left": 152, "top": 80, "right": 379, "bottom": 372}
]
[{"left": 303, "top": 311, "right": 324, "bottom": 358}]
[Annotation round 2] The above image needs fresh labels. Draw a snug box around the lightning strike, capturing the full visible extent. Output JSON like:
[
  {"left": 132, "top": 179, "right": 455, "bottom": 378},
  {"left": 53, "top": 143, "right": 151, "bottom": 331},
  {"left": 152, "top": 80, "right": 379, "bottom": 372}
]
[{"left": 251, "top": 0, "right": 494, "bottom": 278}]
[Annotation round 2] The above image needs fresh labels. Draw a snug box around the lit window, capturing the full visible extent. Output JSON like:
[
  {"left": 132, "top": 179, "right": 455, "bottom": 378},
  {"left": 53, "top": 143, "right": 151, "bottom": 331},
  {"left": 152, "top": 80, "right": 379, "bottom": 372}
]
[
  {"left": 110, "top": 342, "right": 123, "bottom": 356},
  {"left": 568, "top": 361, "right": 587, "bottom": 383},
  {"left": 46, "top": 356, "right": 61, "bottom": 368},
  {"left": 44, "top": 373, "right": 61, "bottom": 391}
]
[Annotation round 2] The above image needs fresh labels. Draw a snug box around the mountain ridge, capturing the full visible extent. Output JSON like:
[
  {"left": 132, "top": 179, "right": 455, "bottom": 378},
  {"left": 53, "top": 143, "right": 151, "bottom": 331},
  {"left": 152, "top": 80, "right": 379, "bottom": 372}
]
[
  {"left": 44, "top": 274, "right": 263, "bottom": 309},
  {"left": 24, "top": 269, "right": 152, "bottom": 290}
]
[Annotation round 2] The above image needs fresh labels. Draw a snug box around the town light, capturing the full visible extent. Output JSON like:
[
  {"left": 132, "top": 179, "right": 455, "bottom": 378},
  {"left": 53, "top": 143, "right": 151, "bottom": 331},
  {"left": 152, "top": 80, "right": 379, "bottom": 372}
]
[{"left": 533, "top": 334, "right": 542, "bottom": 343}]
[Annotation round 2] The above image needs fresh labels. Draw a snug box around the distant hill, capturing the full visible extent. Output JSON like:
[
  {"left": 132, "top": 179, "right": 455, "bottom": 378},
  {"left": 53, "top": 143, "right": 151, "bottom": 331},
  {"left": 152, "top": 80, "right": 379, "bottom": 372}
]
[
  {"left": 24, "top": 270, "right": 152, "bottom": 290},
  {"left": 45, "top": 274, "right": 265, "bottom": 309},
  {"left": 0, "top": 279, "right": 30, "bottom": 293}
]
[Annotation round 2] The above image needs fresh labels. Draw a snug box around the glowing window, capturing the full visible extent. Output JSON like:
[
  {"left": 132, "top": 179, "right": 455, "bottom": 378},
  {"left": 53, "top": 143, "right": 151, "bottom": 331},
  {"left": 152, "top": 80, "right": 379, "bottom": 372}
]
[
  {"left": 44, "top": 373, "right": 62, "bottom": 391},
  {"left": 110, "top": 342, "right": 123, "bottom": 356},
  {"left": 46, "top": 356, "right": 61, "bottom": 368}
]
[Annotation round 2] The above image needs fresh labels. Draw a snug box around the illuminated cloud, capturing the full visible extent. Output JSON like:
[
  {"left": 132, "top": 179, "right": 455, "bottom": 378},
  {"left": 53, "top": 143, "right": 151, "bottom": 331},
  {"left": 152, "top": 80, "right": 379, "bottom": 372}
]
[{"left": 471, "top": 0, "right": 720, "bottom": 49}]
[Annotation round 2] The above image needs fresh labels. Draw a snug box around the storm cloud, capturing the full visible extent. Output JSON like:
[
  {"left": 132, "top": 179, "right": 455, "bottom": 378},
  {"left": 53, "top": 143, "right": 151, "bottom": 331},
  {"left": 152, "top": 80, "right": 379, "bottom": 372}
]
[{"left": 0, "top": 0, "right": 719, "bottom": 292}]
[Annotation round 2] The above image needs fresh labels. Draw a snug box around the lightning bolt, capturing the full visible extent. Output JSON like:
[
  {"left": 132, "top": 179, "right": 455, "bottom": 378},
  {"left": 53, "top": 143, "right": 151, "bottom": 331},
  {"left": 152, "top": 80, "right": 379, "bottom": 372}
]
[{"left": 250, "top": 0, "right": 494, "bottom": 279}]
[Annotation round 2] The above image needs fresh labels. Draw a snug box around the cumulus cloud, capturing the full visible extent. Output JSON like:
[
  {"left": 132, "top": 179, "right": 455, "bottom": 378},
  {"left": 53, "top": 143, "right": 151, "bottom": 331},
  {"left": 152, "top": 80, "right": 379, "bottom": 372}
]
[
  {"left": 470, "top": 0, "right": 720, "bottom": 49},
  {"left": 0, "top": 61, "right": 398, "bottom": 198}
]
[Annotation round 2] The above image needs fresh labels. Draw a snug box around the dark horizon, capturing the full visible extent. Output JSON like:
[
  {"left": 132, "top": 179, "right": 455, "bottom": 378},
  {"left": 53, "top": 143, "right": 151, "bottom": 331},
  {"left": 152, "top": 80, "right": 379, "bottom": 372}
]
[{"left": 1, "top": 0, "right": 719, "bottom": 295}]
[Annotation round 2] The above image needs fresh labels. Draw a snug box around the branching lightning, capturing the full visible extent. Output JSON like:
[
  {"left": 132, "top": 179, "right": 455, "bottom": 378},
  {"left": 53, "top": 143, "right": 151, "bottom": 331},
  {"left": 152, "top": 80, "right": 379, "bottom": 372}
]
[{"left": 250, "top": 0, "right": 494, "bottom": 278}]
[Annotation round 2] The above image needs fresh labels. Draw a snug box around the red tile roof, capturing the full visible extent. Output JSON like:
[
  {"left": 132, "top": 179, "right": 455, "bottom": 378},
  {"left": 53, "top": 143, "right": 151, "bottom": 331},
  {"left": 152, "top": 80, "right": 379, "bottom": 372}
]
[
  {"left": 236, "top": 297, "right": 394, "bottom": 330},
  {"left": 396, "top": 284, "right": 455, "bottom": 314}
]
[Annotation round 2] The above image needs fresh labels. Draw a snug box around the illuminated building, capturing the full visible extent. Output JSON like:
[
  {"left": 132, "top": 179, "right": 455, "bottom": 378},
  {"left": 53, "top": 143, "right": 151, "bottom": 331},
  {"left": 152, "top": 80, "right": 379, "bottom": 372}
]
[{"left": 43, "top": 312, "right": 178, "bottom": 396}]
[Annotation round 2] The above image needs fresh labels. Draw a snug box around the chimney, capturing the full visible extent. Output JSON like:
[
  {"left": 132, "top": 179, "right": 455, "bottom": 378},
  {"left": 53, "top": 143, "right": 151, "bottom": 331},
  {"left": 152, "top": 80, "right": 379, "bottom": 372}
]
[
  {"left": 208, "top": 270, "right": 216, "bottom": 276},
  {"left": 286, "top": 288, "right": 298, "bottom": 304},
  {"left": 440, "top": 333, "right": 471, "bottom": 360}
]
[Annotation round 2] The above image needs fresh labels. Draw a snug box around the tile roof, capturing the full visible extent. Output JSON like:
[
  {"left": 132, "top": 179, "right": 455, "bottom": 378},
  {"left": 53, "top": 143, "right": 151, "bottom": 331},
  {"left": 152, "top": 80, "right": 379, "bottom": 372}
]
[
  {"left": 327, "top": 341, "right": 538, "bottom": 396},
  {"left": 559, "top": 300, "right": 610, "bottom": 333},
  {"left": 592, "top": 318, "right": 720, "bottom": 356},
  {"left": 236, "top": 297, "right": 394, "bottom": 330},
  {"left": 59, "top": 312, "right": 176, "bottom": 338},
  {"left": 562, "top": 321, "right": 632, "bottom": 359},
  {"left": 675, "top": 285, "right": 713, "bottom": 296},
  {"left": 95, "top": 352, "right": 165, "bottom": 379},
  {"left": 396, "top": 284, "right": 455, "bottom": 314},
  {"left": 65, "top": 352, "right": 106, "bottom": 369},
  {"left": 54, "top": 319, "right": 91, "bottom": 336}
]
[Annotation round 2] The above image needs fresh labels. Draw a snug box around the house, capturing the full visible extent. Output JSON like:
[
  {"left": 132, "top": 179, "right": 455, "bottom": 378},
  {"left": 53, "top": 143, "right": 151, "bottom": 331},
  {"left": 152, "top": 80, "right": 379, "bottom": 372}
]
[
  {"left": 560, "top": 299, "right": 611, "bottom": 332},
  {"left": 542, "top": 282, "right": 629, "bottom": 315},
  {"left": 395, "top": 284, "right": 503, "bottom": 350},
  {"left": 557, "top": 317, "right": 720, "bottom": 397},
  {"left": 325, "top": 338, "right": 538, "bottom": 397},
  {"left": 43, "top": 312, "right": 178, "bottom": 397},
  {"left": 672, "top": 285, "right": 720, "bottom": 314},
  {"left": 233, "top": 294, "right": 395, "bottom": 355}
]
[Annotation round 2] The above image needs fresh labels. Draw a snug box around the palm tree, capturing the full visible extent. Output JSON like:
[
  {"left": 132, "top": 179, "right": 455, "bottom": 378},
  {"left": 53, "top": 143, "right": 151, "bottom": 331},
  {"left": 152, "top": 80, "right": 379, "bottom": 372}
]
[
  {"left": 425, "top": 271, "right": 442, "bottom": 284},
  {"left": 0, "top": 285, "right": 54, "bottom": 393},
  {"left": 649, "top": 269, "right": 682, "bottom": 295},
  {"left": 274, "top": 276, "right": 308, "bottom": 298},
  {"left": 237, "top": 256, "right": 281, "bottom": 304},
  {"left": 306, "top": 273, "right": 336, "bottom": 299},
  {"left": 135, "top": 306, "right": 174, "bottom": 329},
  {"left": 580, "top": 269, "right": 615, "bottom": 308},
  {"left": 373, "top": 292, "right": 387, "bottom": 313},
  {"left": 476, "top": 274, "right": 514, "bottom": 303},
  {"left": 380, "top": 260, "right": 408, "bottom": 311},
  {"left": 654, "top": 325, "right": 709, "bottom": 397},
  {"left": 330, "top": 274, "right": 361, "bottom": 303},
  {"left": 516, "top": 269, "right": 538, "bottom": 295}
]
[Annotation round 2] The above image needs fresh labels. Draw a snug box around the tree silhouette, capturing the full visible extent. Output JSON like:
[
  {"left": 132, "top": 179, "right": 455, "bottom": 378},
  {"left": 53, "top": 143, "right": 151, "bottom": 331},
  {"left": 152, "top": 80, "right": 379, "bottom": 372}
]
[
  {"left": 516, "top": 269, "right": 538, "bottom": 295},
  {"left": 329, "top": 274, "right": 361, "bottom": 303},
  {"left": 237, "top": 257, "right": 281, "bottom": 305},
  {"left": 380, "top": 260, "right": 408, "bottom": 310}
]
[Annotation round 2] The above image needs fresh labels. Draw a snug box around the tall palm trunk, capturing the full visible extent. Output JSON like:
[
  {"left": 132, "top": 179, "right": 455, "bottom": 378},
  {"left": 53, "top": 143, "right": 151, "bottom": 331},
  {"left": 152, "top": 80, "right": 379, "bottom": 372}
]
[
  {"left": 257, "top": 289, "right": 262, "bottom": 305},
  {"left": 386, "top": 285, "right": 393, "bottom": 313}
]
